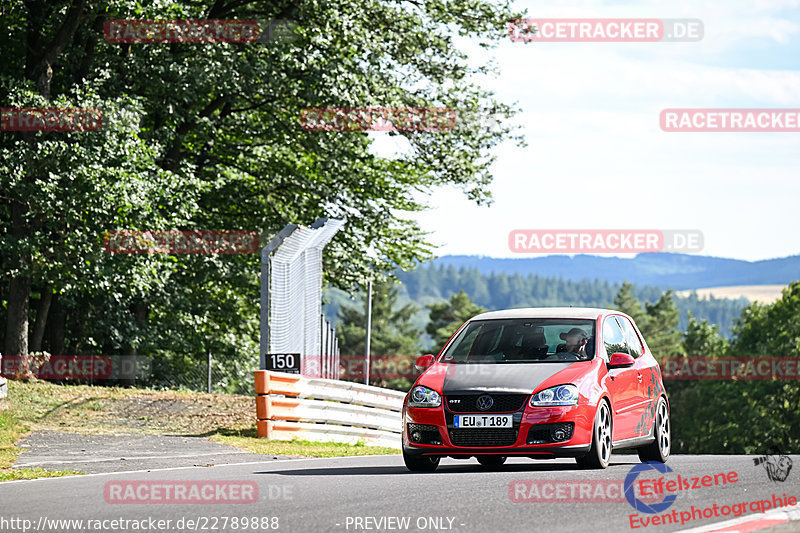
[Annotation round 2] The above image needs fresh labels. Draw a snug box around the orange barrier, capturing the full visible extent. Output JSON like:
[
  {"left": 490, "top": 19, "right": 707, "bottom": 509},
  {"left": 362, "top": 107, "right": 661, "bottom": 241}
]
[
  {"left": 255, "top": 371, "right": 304, "bottom": 436},
  {"left": 254, "top": 370, "right": 404, "bottom": 446}
]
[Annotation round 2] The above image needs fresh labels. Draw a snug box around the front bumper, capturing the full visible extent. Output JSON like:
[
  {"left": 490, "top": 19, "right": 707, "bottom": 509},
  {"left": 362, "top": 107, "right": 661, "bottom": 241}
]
[{"left": 403, "top": 401, "right": 595, "bottom": 457}]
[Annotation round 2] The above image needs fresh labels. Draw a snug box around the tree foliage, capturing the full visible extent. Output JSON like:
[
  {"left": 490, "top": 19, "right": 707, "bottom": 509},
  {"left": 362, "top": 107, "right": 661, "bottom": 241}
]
[
  {"left": 336, "top": 279, "right": 421, "bottom": 389},
  {"left": 1, "top": 0, "right": 520, "bottom": 388},
  {"left": 682, "top": 314, "right": 729, "bottom": 357},
  {"left": 397, "top": 266, "right": 748, "bottom": 337},
  {"left": 425, "top": 290, "right": 486, "bottom": 353},
  {"left": 670, "top": 282, "right": 800, "bottom": 454},
  {"left": 609, "top": 281, "right": 800, "bottom": 454}
]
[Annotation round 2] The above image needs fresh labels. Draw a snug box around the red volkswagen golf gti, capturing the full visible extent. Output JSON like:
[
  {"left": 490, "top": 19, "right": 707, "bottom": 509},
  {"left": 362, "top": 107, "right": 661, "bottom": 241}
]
[{"left": 402, "top": 308, "right": 670, "bottom": 472}]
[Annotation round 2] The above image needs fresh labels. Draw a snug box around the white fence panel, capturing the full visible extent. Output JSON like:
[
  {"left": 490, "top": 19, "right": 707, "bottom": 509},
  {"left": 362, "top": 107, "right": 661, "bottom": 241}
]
[{"left": 255, "top": 371, "right": 405, "bottom": 449}]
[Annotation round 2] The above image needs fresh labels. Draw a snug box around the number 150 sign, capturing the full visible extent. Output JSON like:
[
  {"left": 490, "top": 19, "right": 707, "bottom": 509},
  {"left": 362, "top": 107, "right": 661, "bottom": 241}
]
[{"left": 266, "top": 353, "right": 301, "bottom": 374}]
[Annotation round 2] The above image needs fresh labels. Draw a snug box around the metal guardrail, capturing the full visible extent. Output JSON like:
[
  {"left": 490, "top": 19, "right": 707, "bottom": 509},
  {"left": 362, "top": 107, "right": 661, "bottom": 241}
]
[
  {"left": 254, "top": 370, "right": 405, "bottom": 449},
  {"left": 260, "top": 218, "right": 344, "bottom": 371}
]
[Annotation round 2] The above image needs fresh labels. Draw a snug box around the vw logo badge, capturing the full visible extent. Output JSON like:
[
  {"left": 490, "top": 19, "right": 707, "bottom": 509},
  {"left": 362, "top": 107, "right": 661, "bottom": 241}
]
[{"left": 476, "top": 395, "right": 494, "bottom": 411}]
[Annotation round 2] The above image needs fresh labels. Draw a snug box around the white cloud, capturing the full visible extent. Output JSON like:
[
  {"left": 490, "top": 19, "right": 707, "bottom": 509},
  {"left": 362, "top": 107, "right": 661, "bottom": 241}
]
[{"left": 394, "top": 0, "right": 800, "bottom": 262}]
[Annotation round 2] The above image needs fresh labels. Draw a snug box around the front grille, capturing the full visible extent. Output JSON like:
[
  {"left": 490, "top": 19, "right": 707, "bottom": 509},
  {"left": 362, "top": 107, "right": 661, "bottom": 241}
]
[
  {"left": 407, "top": 423, "right": 443, "bottom": 445},
  {"left": 445, "top": 394, "right": 528, "bottom": 413},
  {"left": 449, "top": 428, "right": 519, "bottom": 447},
  {"left": 526, "top": 422, "right": 574, "bottom": 444}
]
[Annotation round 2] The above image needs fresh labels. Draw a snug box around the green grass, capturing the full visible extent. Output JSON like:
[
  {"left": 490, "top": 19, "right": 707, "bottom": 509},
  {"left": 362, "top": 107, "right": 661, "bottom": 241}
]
[
  {"left": 1, "top": 380, "right": 399, "bottom": 481},
  {"left": 0, "top": 410, "right": 27, "bottom": 468},
  {"left": 0, "top": 407, "right": 81, "bottom": 481},
  {"left": 211, "top": 429, "right": 400, "bottom": 458},
  {"left": 0, "top": 466, "right": 83, "bottom": 482}
]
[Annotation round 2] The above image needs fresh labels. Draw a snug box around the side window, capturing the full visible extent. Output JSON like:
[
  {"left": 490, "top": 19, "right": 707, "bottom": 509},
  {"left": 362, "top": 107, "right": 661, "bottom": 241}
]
[
  {"left": 603, "top": 317, "right": 629, "bottom": 357},
  {"left": 618, "top": 317, "right": 644, "bottom": 359}
]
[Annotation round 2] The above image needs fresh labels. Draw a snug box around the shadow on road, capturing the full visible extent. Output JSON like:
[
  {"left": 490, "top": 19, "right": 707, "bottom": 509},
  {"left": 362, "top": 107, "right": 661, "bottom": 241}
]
[{"left": 257, "top": 460, "right": 640, "bottom": 477}]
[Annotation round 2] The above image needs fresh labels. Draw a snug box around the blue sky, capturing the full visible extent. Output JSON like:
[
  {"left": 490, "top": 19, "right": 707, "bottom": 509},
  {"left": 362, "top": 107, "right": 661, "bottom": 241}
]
[{"left": 380, "top": 0, "right": 800, "bottom": 262}]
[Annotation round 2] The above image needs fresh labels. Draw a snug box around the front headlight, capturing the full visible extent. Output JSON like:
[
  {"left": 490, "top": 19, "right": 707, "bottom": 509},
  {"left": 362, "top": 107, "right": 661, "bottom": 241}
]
[
  {"left": 408, "top": 386, "right": 441, "bottom": 408},
  {"left": 530, "top": 385, "right": 579, "bottom": 407}
]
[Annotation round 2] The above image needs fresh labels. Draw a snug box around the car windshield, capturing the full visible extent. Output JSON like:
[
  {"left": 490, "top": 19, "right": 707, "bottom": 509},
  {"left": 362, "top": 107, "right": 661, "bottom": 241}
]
[{"left": 440, "top": 318, "right": 596, "bottom": 364}]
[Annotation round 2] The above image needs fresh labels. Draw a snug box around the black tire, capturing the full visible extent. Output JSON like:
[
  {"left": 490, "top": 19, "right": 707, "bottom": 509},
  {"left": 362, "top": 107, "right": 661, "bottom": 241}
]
[
  {"left": 476, "top": 455, "right": 507, "bottom": 467},
  {"left": 403, "top": 450, "right": 440, "bottom": 472},
  {"left": 637, "top": 397, "right": 670, "bottom": 463},
  {"left": 575, "top": 400, "right": 612, "bottom": 469}
]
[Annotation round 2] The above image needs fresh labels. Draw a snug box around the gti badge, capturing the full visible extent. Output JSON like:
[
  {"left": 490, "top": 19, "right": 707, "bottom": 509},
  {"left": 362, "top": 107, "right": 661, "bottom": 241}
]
[{"left": 476, "top": 395, "right": 494, "bottom": 411}]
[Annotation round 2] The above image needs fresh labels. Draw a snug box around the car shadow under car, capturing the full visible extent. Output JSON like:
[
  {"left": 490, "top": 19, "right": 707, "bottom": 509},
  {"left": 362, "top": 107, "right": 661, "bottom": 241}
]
[{"left": 257, "top": 459, "right": 640, "bottom": 477}]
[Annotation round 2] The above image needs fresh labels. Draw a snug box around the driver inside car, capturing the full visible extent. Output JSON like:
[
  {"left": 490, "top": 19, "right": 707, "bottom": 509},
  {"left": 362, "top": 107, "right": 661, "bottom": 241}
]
[{"left": 555, "top": 327, "right": 589, "bottom": 359}]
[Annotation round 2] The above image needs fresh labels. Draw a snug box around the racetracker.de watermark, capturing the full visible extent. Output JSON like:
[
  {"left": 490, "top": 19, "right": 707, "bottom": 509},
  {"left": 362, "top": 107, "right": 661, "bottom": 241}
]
[
  {"left": 333, "top": 355, "right": 495, "bottom": 381},
  {"left": 300, "top": 107, "right": 456, "bottom": 131},
  {"left": 0, "top": 355, "right": 149, "bottom": 380},
  {"left": 660, "top": 357, "right": 800, "bottom": 380},
  {"left": 103, "top": 19, "right": 297, "bottom": 44},
  {"left": 104, "top": 481, "right": 264, "bottom": 504},
  {"left": 509, "top": 229, "right": 703, "bottom": 254},
  {"left": 337, "top": 355, "right": 418, "bottom": 381},
  {"left": 510, "top": 468, "right": 738, "bottom": 504},
  {"left": 661, "top": 109, "right": 800, "bottom": 132},
  {"left": 509, "top": 480, "right": 662, "bottom": 503},
  {"left": 104, "top": 230, "right": 259, "bottom": 254},
  {"left": 1, "top": 107, "right": 102, "bottom": 132},
  {"left": 509, "top": 18, "right": 703, "bottom": 42},
  {"left": 1, "top": 516, "right": 280, "bottom": 532}
]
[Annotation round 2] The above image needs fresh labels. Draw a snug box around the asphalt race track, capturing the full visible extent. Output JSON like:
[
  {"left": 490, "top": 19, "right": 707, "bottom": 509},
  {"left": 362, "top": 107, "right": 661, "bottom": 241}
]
[{"left": 1, "top": 454, "right": 798, "bottom": 533}]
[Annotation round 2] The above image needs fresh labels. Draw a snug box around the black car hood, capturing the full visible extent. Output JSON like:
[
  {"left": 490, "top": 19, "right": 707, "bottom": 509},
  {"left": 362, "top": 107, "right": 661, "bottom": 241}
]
[{"left": 442, "top": 362, "right": 575, "bottom": 394}]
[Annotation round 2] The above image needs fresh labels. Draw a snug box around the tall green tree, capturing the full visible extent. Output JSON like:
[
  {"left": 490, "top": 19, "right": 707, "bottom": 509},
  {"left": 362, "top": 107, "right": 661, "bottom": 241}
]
[
  {"left": 670, "top": 282, "right": 800, "bottom": 454},
  {"left": 611, "top": 282, "right": 683, "bottom": 358},
  {"left": 613, "top": 281, "right": 646, "bottom": 323},
  {"left": 731, "top": 282, "right": 800, "bottom": 356},
  {"left": 336, "top": 279, "right": 421, "bottom": 389},
  {"left": 337, "top": 280, "right": 421, "bottom": 357},
  {"left": 726, "top": 282, "right": 800, "bottom": 452},
  {"left": 641, "top": 290, "right": 685, "bottom": 358},
  {"left": 682, "top": 314, "right": 729, "bottom": 357},
  {"left": 425, "top": 290, "right": 486, "bottom": 353},
  {"left": 1, "top": 0, "right": 522, "bottom": 383}
]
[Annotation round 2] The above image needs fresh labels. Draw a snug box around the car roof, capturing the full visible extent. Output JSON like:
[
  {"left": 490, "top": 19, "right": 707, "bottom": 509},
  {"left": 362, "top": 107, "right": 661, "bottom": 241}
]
[{"left": 469, "top": 307, "right": 624, "bottom": 321}]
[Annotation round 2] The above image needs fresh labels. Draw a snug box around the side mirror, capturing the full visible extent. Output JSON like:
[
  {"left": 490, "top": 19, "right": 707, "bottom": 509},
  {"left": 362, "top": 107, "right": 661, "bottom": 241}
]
[
  {"left": 607, "top": 352, "right": 635, "bottom": 369},
  {"left": 415, "top": 354, "right": 435, "bottom": 371}
]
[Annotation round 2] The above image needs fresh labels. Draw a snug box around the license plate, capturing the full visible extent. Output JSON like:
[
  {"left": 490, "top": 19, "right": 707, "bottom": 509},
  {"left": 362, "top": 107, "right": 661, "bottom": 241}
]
[{"left": 454, "top": 415, "right": 512, "bottom": 428}]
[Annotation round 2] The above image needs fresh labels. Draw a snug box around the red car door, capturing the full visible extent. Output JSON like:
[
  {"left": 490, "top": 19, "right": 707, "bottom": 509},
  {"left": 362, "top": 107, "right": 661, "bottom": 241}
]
[
  {"left": 619, "top": 316, "right": 664, "bottom": 437},
  {"left": 602, "top": 316, "right": 639, "bottom": 441}
]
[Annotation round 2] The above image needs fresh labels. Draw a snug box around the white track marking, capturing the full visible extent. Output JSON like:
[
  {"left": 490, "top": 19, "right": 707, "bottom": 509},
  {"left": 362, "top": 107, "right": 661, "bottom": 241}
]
[{"left": 0, "top": 454, "right": 399, "bottom": 485}]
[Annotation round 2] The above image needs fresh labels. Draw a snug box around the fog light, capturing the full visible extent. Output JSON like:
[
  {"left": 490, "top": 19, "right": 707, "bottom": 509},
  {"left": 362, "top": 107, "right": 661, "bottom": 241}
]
[
  {"left": 553, "top": 429, "right": 567, "bottom": 441},
  {"left": 411, "top": 431, "right": 422, "bottom": 443}
]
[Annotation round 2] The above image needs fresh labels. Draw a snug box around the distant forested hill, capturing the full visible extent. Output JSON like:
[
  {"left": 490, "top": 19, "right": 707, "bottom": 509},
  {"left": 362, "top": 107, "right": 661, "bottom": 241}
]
[
  {"left": 324, "top": 253, "right": 799, "bottom": 342},
  {"left": 325, "top": 268, "right": 754, "bottom": 342},
  {"left": 393, "top": 264, "right": 750, "bottom": 337},
  {"left": 430, "top": 253, "right": 800, "bottom": 289}
]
